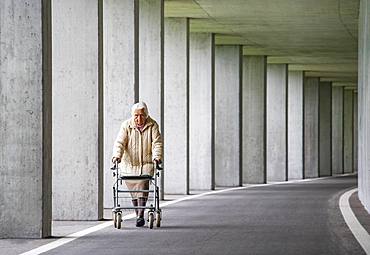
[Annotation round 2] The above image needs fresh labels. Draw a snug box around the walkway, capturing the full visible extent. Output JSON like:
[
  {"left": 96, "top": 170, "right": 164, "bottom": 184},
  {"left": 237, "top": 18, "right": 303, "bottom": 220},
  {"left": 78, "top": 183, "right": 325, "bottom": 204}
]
[{"left": 2, "top": 175, "right": 369, "bottom": 255}]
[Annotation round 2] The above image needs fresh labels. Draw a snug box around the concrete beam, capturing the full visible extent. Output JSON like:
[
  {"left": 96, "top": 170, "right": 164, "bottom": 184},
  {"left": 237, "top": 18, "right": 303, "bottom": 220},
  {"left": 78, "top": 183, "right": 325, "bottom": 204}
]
[
  {"left": 288, "top": 71, "right": 304, "bottom": 180},
  {"left": 52, "top": 0, "right": 103, "bottom": 220},
  {"left": 215, "top": 45, "right": 242, "bottom": 187},
  {"left": 332, "top": 82, "right": 358, "bottom": 87},
  {"left": 242, "top": 56, "right": 267, "bottom": 184},
  {"left": 320, "top": 77, "right": 358, "bottom": 83},
  {"left": 332, "top": 86, "right": 344, "bottom": 175},
  {"left": 343, "top": 89, "right": 354, "bottom": 173},
  {"left": 289, "top": 64, "right": 357, "bottom": 73},
  {"left": 103, "top": 0, "right": 137, "bottom": 207},
  {"left": 189, "top": 33, "right": 215, "bottom": 190},
  {"left": 266, "top": 64, "right": 288, "bottom": 182},
  {"left": 304, "top": 77, "right": 319, "bottom": 178},
  {"left": 0, "top": 0, "right": 52, "bottom": 238},
  {"left": 164, "top": 18, "right": 189, "bottom": 194},
  {"left": 305, "top": 71, "right": 357, "bottom": 78},
  {"left": 319, "top": 82, "right": 332, "bottom": 176}
]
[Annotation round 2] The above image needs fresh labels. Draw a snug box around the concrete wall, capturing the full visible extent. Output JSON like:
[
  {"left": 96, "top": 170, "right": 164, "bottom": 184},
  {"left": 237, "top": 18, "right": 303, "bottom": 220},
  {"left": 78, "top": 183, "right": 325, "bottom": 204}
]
[
  {"left": 164, "top": 18, "right": 189, "bottom": 194},
  {"left": 52, "top": 0, "right": 103, "bottom": 220},
  {"left": 242, "top": 56, "right": 267, "bottom": 184},
  {"left": 189, "top": 33, "right": 215, "bottom": 190},
  {"left": 266, "top": 64, "right": 288, "bottom": 182},
  {"left": 139, "top": 0, "right": 163, "bottom": 123},
  {"left": 319, "top": 82, "right": 332, "bottom": 176},
  {"left": 103, "top": 0, "right": 137, "bottom": 208},
  {"left": 358, "top": 0, "right": 370, "bottom": 212},
  {"left": 215, "top": 46, "right": 242, "bottom": 187},
  {"left": 343, "top": 89, "right": 354, "bottom": 173},
  {"left": 353, "top": 92, "right": 358, "bottom": 172},
  {"left": 288, "top": 71, "right": 304, "bottom": 180},
  {"left": 332, "top": 86, "right": 344, "bottom": 175},
  {"left": 0, "top": 0, "right": 52, "bottom": 238},
  {"left": 304, "top": 77, "right": 319, "bottom": 178}
]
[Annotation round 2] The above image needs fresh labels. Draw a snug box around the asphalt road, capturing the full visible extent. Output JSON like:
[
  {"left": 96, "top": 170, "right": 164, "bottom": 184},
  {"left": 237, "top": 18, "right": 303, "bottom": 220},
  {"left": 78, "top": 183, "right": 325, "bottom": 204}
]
[{"left": 44, "top": 175, "right": 364, "bottom": 255}]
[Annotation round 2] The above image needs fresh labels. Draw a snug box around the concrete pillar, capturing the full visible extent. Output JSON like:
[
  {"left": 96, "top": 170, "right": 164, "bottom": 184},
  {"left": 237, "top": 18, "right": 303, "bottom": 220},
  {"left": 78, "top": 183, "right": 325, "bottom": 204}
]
[
  {"left": 353, "top": 92, "right": 358, "bottom": 172},
  {"left": 0, "top": 0, "right": 52, "bottom": 238},
  {"left": 304, "top": 77, "right": 319, "bottom": 178},
  {"left": 343, "top": 89, "right": 354, "bottom": 173},
  {"left": 215, "top": 46, "right": 242, "bottom": 187},
  {"left": 331, "top": 86, "right": 344, "bottom": 175},
  {"left": 242, "top": 56, "right": 267, "bottom": 184},
  {"left": 103, "top": 0, "right": 137, "bottom": 208},
  {"left": 358, "top": 0, "right": 370, "bottom": 212},
  {"left": 52, "top": 0, "right": 103, "bottom": 220},
  {"left": 138, "top": 0, "right": 163, "bottom": 123},
  {"left": 319, "top": 82, "right": 332, "bottom": 176},
  {"left": 189, "top": 33, "right": 215, "bottom": 190},
  {"left": 138, "top": 0, "right": 164, "bottom": 199},
  {"left": 266, "top": 64, "right": 288, "bottom": 182},
  {"left": 288, "top": 71, "right": 304, "bottom": 180},
  {"left": 164, "top": 18, "right": 189, "bottom": 194}
]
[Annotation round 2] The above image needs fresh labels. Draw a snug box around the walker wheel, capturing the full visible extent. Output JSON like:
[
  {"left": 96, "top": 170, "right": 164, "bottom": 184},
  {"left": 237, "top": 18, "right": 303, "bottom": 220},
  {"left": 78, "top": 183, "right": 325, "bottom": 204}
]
[
  {"left": 156, "top": 212, "right": 161, "bottom": 228},
  {"left": 116, "top": 212, "right": 122, "bottom": 229},
  {"left": 148, "top": 212, "right": 154, "bottom": 229}
]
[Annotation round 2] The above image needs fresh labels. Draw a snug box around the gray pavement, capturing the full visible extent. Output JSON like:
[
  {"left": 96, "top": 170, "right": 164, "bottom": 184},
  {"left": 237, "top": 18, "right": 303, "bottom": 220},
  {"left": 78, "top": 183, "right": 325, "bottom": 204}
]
[{"left": 1, "top": 175, "right": 368, "bottom": 255}]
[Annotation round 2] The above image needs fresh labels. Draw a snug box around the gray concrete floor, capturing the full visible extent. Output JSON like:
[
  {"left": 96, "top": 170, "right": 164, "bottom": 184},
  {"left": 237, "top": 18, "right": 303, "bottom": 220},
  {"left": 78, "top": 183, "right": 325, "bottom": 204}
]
[{"left": 1, "top": 175, "right": 368, "bottom": 255}]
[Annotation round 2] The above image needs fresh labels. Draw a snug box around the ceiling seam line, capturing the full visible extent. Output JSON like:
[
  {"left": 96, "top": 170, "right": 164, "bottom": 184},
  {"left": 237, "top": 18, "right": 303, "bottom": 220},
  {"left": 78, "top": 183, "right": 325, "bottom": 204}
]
[{"left": 191, "top": 0, "right": 264, "bottom": 48}]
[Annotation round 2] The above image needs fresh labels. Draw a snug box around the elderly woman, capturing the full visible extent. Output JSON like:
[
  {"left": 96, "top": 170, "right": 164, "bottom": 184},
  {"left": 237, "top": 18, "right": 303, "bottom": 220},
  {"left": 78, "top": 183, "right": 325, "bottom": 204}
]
[{"left": 112, "top": 102, "right": 162, "bottom": 227}]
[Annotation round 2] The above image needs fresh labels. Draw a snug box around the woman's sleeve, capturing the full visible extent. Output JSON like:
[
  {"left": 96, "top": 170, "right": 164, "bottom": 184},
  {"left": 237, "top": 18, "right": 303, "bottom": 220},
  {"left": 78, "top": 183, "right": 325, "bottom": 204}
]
[
  {"left": 112, "top": 122, "right": 128, "bottom": 159},
  {"left": 151, "top": 123, "right": 163, "bottom": 161}
]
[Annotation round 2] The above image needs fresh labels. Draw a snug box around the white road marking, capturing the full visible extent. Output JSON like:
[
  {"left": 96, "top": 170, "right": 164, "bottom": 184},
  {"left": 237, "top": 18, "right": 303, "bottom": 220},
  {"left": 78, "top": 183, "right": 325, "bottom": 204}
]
[
  {"left": 19, "top": 186, "right": 252, "bottom": 255},
  {"left": 19, "top": 221, "right": 113, "bottom": 255},
  {"left": 20, "top": 174, "right": 359, "bottom": 255},
  {"left": 339, "top": 188, "right": 370, "bottom": 254}
]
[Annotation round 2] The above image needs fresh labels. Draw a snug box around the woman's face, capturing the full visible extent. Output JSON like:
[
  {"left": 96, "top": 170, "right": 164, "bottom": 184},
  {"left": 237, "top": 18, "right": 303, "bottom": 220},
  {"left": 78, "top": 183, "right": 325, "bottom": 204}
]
[{"left": 134, "top": 108, "right": 146, "bottom": 126}]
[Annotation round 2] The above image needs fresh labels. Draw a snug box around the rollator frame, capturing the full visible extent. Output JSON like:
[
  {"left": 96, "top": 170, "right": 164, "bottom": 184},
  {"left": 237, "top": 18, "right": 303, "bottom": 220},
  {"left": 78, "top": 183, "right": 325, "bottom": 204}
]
[{"left": 111, "top": 161, "right": 163, "bottom": 229}]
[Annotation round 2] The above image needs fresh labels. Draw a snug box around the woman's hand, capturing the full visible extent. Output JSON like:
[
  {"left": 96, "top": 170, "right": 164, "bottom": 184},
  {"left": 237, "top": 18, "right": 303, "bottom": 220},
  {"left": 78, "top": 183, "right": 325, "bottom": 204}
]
[
  {"left": 153, "top": 158, "right": 162, "bottom": 164},
  {"left": 112, "top": 157, "right": 121, "bottom": 163},
  {"left": 153, "top": 158, "right": 163, "bottom": 170}
]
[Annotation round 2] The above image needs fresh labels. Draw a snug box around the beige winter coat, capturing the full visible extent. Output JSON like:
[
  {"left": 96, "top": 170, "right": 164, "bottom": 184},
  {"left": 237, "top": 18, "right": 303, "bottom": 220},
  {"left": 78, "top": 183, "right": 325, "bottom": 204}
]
[{"left": 112, "top": 116, "right": 163, "bottom": 176}]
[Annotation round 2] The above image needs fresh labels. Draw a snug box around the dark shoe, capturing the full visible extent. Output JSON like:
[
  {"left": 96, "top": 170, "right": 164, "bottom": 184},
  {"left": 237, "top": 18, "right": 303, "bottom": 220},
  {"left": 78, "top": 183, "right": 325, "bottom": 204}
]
[{"left": 136, "top": 217, "right": 145, "bottom": 227}]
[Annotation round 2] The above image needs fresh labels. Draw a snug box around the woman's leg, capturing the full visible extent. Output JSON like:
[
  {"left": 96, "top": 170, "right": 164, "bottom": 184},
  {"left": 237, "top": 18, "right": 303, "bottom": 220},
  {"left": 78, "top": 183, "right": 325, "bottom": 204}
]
[
  {"left": 125, "top": 180, "right": 149, "bottom": 227},
  {"left": 136, "top": 181, "right": 149, "bottom": 227},
  {"left": 134, "top": 196, "right": 145, "bottom": 227},
  {"left": 132, "top": 199, "right": 138, "bottom": 217},
  {"left": 137, "top": 197, "right": 147, "bottom": 218},
  {"left": 138, "top": 180, "right": 150, "bottom": 216},
  {"left": 125, "top": 181, "right": 139, "bottom": 217}
]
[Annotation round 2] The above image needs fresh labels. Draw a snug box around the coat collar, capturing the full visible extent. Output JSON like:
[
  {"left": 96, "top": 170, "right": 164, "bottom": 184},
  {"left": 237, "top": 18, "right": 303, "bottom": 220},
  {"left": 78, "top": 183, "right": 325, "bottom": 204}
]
[{"left": 128, "top": 116, "right": 154, "bottom": 131}]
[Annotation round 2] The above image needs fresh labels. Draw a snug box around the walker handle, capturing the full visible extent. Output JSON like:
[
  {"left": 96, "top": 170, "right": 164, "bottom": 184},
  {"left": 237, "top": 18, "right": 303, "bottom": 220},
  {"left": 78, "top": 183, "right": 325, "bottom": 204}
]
[{"left": 111, "top": 161, "right": 118, "bottom": 170}]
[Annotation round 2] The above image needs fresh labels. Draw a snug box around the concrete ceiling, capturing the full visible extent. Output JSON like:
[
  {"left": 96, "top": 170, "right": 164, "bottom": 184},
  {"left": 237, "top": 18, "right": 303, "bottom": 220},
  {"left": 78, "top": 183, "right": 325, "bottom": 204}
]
[{"left": 165, "top": 0, "right": 359, "bottom": 86}]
